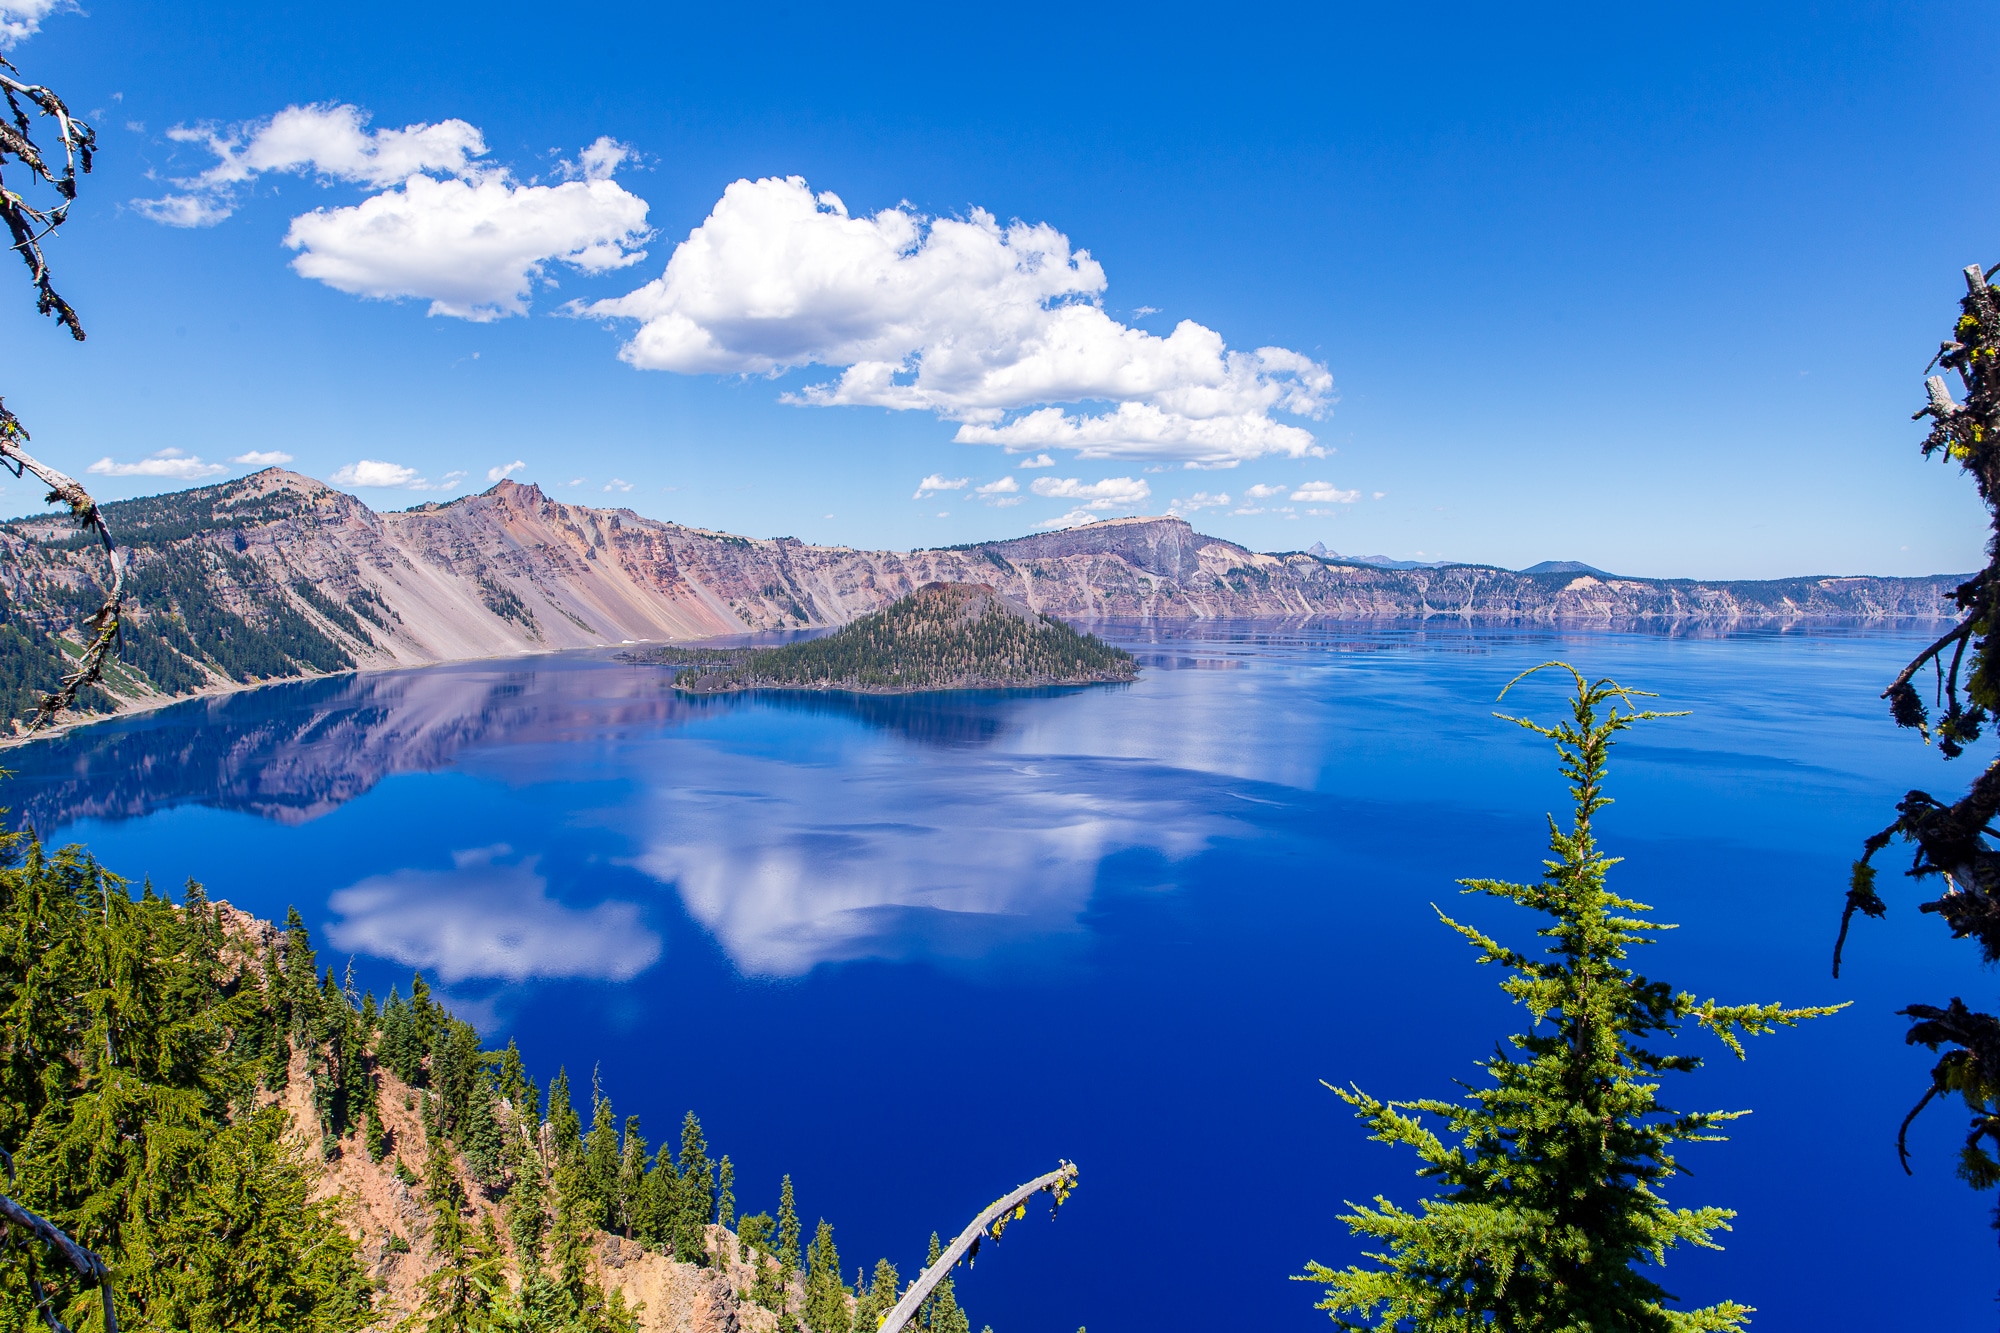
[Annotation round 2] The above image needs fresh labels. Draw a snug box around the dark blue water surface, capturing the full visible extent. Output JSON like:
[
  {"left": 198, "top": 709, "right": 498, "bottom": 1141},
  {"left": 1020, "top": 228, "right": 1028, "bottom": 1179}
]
[{"left": 5, "top": 622, "right": 1991, "bottom": 1330}]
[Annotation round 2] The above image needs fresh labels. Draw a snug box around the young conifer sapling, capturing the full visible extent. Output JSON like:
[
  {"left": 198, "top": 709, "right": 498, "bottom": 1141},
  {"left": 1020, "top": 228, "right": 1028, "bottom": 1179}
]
[{"left": 1300, "top": 664, "right": 1842, "bottom": 1332}]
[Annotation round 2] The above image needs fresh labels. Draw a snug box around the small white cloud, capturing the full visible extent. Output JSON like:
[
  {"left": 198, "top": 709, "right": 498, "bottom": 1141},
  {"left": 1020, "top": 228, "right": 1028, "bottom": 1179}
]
[
  {"left": 229, "top": 449, "right": 294, "bottom": 467},
  {"left": 1169, "top": 491, "right": 1231, "bottom": 514},
  {"left": 1243, "top": 482, "right": 1285, "bottom": 500},
  {"left": 488, "top": 459, "right": 527, "bottom": 482},
  {"left": 330, "top": 459, "right": 421, "bottom": 488},
  {"left": 936, "top": 510, "right": 951, "bottom": 518},
  {"left": 0, "top": 0, "right": 67, "bottom": 47},
  {"left": 565, "top": 477, "right": 584, "bottom": 487},
  {"left": 1230, "top": 506, "right": 1265, "bottom": 516},
  {"left": 913, "top": 473, "right": 968, "bottom": 499},
  {"left": 1372, "top": 491, "right": 1386, "bottom": 500},
  {"left": 438, "top": 470, "right": 469, "bottom": 490},
  {"left": 975, "top": 477, "right": 1019, "bottom": 494},
  {"left": 87, "top": 449, "right": 228, "bottom": 480},
  {"left": 1291, "top": 481, "right": 1359, "bottom": 504},
  {"left": 133, "top": 192, "right": 234, "bottom": 227},
  {"left": 326, "top": 845, "right": 661, "bottom": 983},
  {"left": 603, "top": 477, "right": 633, "bottom": 492},
  {"left": 1133, "top": 305, "right": 1160, "bottom": 316},
  {"left": 1018, "top": 453, "right": 1055, "bottom": 469},
  {"left": 1034, "top": 508, "right": 1098, "bottom": 530},
  {"left": 1030, "top": 475, "right": 1151, "bottom": 510},
  {"left": 565, "top": 136, "right": 632, "bottom": 182}
]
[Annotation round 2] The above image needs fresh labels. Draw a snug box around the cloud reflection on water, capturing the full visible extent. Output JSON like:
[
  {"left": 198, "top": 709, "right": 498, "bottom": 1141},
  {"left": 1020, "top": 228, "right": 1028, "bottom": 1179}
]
[
  {"left": 326, "top": 844, "right": 662, "bottom": 983},
  {"left": 629, "top": 746, "right": 1229, "bottom": 977}
]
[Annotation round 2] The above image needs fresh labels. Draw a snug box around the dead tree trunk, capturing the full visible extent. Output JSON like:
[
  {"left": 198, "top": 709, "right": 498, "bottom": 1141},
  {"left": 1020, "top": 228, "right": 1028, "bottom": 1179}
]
[{"left": 876, "top": 1162, "right": 1077, "bottom": 1333}]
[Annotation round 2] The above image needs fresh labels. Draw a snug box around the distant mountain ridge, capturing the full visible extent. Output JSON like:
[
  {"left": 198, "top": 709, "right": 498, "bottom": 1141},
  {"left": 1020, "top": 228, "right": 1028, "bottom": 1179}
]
[{"left": 0, "top": 470, "right": 1964, "bottom": 730}]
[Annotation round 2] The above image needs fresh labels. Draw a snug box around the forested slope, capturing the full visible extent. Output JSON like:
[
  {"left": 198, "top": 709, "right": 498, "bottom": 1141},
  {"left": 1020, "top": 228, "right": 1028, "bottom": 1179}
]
[{"left": 0, "top": 831, "right": 982, "bottom": 1333}]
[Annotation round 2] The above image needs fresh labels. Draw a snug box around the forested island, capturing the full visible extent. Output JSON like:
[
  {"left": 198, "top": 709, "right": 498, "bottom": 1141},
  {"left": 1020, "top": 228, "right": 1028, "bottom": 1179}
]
[{"left": 650, "top": 582, "right": 1136, "bottom": 694}]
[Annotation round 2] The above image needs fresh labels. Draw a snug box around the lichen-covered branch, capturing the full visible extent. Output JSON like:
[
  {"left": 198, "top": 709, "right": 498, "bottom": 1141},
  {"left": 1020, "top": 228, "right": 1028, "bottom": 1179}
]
[
  {"left": 876, "top": 1162, "right": 1077, "bottom": 1333},
  {"left": 1839, "top": 262, "right": 2000, "bottom": 1225},
  {"left": 0, "top": 1161, "right": 118, "bottom": 1332},
  {"left": 0, "top": 56, "right": 93, "bottom": 341},
  {"left": 0, "top": 404, "right": 123, "bottom": 730},
  {"left": 0, "top": 51, "right": 117, "bottom": 732}
]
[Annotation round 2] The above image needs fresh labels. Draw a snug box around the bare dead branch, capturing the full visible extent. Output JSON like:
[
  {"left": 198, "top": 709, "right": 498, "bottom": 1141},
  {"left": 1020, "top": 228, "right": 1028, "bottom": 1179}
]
[
  {"left": 877, "top": 1162, "right": 1077, "bottom": 1333},
  {"left": 0, "top": 57, "right": 93, "bottom": 341},
  {"left": 0, "top": 1147, "right": 118, "bottom": 1333},
  {"left": 0, "top": 405, "right": 122, "bottom": 731}
]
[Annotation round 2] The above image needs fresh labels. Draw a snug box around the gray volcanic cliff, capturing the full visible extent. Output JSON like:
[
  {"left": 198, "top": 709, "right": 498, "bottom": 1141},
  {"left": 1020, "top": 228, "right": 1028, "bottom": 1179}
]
[{"left": 0, "top": 469, "right": 1961, "bottom": 727}]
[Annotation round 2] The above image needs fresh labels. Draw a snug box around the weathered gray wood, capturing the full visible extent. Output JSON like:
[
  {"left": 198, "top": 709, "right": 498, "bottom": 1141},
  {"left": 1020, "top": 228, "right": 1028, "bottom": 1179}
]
[
  {"left": 0, "top": 435, "right": 124, "bottom": 730},
  {"left": 876, "top": 1161, "right": 1078, "bottom": 1333}
]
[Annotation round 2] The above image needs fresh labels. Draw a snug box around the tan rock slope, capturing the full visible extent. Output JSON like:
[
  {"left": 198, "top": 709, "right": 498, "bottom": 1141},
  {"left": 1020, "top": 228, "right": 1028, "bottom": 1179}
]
[{"left": 222, "top": 906, "right": 781, "bottom": 1333}]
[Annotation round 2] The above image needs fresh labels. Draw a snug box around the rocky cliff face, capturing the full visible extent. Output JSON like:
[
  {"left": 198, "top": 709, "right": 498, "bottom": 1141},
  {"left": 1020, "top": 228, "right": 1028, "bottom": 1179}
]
[{"left": 0, "top": 469, "right": 1961, "bottom": 728}]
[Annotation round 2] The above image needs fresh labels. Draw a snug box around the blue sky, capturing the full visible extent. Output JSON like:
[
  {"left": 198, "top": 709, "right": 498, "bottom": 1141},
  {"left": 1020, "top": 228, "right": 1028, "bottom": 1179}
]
[{"left": 0, "top": 0, "right": 1991, "bottom": 578}]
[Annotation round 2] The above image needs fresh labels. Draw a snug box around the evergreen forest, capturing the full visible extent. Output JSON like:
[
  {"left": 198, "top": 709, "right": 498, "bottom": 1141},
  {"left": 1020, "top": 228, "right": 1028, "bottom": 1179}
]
[
  {"left": 0, "top": 825, "right": 996, "bottom": 1333},
  {"left": 668, "top": 582, "right": 1134, "bottom": 694}
]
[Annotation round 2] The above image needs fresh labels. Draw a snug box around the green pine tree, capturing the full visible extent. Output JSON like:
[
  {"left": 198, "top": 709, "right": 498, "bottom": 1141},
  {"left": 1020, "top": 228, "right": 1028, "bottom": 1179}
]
[
  {"left": 550, "top": 1154, "right": 607, "bottom": 1317},
  {"left": 673, "top": 1111, "right": 714, "bottom": 1265},
  {"left": 461, "top": 1081, "right": 504, "bottom": 1188},
  {"left": 494, "top": 1039, "right": 535, "bottom": 1116},
  {"left": 717, "top": 1154, "right": 736, "bottom": 1231},
  {"left": 365, "top": 1106, "right": 391, "bottom": 1163},
  {"left": 635, "top": 1143, "right": 676, "bottom": 1249},
  {"left": 583, "top": 1073, "right": 620, "bottom": 1220},
  {"left": 617, "top": 1115, "right": 648, "bottom": 1240},
  {"left": 409, "top": 1133, "right": 496, "bottom": 1333},
  {"left": 777, "top": 1176, "right": 802, "bottom": 1331},
  {"left": 853, "top": 1259, "right": 898, "bottom": 1333},
  {"left": 1298, "top": 665, "right": 1842, "bottom": 1332},
  {"left": 803, "top": 1218, "right": 849, "bottom": 1333},
  {"left": 545, "top": 1068, "right": 583, "bottom": 1164}
]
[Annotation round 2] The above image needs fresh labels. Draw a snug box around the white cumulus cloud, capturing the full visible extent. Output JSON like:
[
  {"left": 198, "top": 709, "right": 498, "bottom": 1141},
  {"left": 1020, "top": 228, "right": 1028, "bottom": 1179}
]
[
  {"left": 586, "top": 175, "right": 1333, "bottom": 465},
  {"left": 603, "top": 478, "right": 633, "bottom": 492},
  {"left": 135, "top": 103, "right": 488, "bottom": 225},
  {"left": 975, "top": 476, "right": 1018, "bottom": 493},
  {"left": 330, "top": 459, "right": 420, "bottom": 488},
  {"left": 229, "top": 449, "right": 294, "bottom": 467},
  {"left": 284, "top": 173, "right": 651, "bottom": 321},
  {"left": 1035, "top": 509, "right": 1099, "bottom": 530},
  {"left": 913, "top": 473, "right": 968, "bottom": 499},
  {"left": 330, "top": 459, "right": 467, "bottom": 491},
  {"left": 1243, "top": 482, "right": 1286, "bottom": 499},
  {"left": 87, "top": 449, "right": 226, "bottom": 480},
  {"left": 1169, "top": 491, "right": 1231, "bottom": 514},
  {"left": 488, "top": 459, "right": 526, "bottom": 482},
  {"left": 136, "top": 103, "right": 652, "bottom": 322},
  {"left": 1018, "top": 453, "right": 1055, "bottom": 468},
  {"left": 1030, "top": 475, "right": 1151, "bottom": 510},
  {"left": 1292, "top": 481, "right": 1359, "bottom": 504}
]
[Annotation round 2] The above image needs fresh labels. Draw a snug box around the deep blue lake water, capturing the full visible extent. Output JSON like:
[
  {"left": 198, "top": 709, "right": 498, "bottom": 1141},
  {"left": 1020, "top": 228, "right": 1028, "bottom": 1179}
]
[{"left": 4, "top": 621, "right": 1992, "bottom": 1330}]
